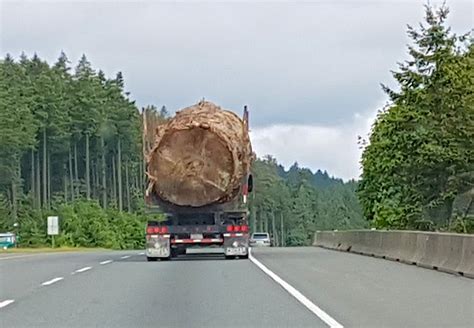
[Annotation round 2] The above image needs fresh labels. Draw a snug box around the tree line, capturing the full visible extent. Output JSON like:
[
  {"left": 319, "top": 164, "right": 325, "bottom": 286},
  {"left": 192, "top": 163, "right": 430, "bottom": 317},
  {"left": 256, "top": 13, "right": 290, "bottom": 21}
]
[
  {"left": 0, "top": 51, "right": 365, "bottom": 247},
  {"left": 0, "top": 53, "right": 145, "bottom": 214},
  {"left": 0, "top": 52, "right": 160, "bottom": 247},
  {"left": 249, "top": 157, "right": 366, "bottom": 246},
  {"left": 358, "top": 5, "right": 473, "bottom": 233}
]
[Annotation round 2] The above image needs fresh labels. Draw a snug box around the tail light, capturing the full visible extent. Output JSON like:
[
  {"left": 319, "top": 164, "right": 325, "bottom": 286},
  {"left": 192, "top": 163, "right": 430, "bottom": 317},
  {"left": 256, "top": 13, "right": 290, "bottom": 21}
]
[
  {"left": 225, "top": 225, "right": 249, "bottom": 233},
  {"left": 146, "top": 226, "right": 169, "bottom": 234}
]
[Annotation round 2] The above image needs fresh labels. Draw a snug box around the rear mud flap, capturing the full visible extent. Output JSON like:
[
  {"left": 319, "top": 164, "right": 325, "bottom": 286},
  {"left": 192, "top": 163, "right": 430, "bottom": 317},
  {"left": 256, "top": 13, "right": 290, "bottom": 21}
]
[
  {"left": 146, "top": 237, "right": 171, "bottom": 258},
  {"left": 223, "top": 237, "right": 249, "bottom": 256}
]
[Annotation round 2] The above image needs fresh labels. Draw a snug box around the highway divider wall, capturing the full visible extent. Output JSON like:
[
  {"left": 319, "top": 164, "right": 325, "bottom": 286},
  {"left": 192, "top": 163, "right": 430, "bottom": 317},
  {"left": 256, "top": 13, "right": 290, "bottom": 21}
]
[{"left": 313, "top": 230, "right": 474, "bottom": 278}]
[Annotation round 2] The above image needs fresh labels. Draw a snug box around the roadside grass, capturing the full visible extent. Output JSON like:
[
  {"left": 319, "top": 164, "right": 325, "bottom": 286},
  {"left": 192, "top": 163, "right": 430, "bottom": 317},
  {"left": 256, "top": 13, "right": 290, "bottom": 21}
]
[{"left": 0, "top": 246, "right": 109, "bottom": 254}]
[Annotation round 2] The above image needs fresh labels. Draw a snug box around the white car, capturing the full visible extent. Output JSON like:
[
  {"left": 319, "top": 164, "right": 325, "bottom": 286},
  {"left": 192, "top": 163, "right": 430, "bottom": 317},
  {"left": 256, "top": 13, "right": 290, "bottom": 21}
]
[{"left": 249, "top": 232, "right": 271, "bottom": 247}]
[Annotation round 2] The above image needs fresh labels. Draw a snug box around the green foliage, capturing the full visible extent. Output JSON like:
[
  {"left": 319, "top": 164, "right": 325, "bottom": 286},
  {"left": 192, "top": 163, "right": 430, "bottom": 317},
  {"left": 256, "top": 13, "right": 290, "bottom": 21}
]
[
  {"left": 358, "top": 4, "right": 474, "bottom": 232},
  {"left": 0, "top": 52, "right": 167, "bottom": 248},
  {"left": 250, "top": 157, "right": 367, "bottom": 246},
  {"left": 0, "top": 51, "right": 152, "bottom": 209},
  {"left": 1, "top": 51, "right": 367, "bottom": 249},
  {"left": 15, "top": 199, "right": 152, "bottom": 249}
]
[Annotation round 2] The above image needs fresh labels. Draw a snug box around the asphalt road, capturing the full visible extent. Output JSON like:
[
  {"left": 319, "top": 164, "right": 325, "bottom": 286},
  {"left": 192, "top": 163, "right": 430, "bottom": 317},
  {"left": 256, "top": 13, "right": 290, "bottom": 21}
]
[{"left": 0, "top": 247, "right": 473, "bottom": 328}]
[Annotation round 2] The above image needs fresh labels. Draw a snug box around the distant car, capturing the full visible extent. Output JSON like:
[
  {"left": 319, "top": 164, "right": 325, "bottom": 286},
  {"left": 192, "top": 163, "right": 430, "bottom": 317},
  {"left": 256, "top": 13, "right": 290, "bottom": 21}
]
[
  {"left": 0, "top": 232, "right": 16, "bottom": 250},
  {"left": 249, "top": 232, "right": 271, "bottom": 247}
]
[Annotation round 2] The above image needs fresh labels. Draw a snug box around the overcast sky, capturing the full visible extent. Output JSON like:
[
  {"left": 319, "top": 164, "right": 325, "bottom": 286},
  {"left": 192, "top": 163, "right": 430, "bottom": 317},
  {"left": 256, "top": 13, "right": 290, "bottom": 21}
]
[{"left": 1, "top": 0, "right": 472, "bottom": 180}]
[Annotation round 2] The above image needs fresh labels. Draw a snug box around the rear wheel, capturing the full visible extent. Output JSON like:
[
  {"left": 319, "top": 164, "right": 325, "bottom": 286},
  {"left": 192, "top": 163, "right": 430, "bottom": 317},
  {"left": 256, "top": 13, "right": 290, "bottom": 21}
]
[{"left": 147, "top": 256, "right": 158, "bottom": 262}]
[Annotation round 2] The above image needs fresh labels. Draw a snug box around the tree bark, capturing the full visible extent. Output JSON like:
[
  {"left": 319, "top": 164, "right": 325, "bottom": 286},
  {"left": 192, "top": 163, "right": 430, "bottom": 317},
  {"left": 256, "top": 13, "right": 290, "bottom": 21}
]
[
  {"left": 74, "top": 142, "right": 79, "bottom": 198},
  {"left": 85, "top": 133, "right": 90, "bottom": 199},
  {"left": 125, "top": 161, "right": 131, "bottom": 212},
  {"left": 140, "top": 156, "right": 145, "bottom": 192},
  {"left": 250, "top": 204, "right": 256, "bottom": 233},
  {"left": 69, "top": 147, "right": 74, "bottom": 201},
  {"left": 42, "top": 129, "right": 47, "bottom": 208},
  {"left": 91, "top": 161, "right": 96, "bottom": 199},
  {"left": 36, "top": 151, "right": 40, "bottom": 208},
  {"left": 31, "top": 149, "right": 35, "bottom": 207},
  {"left": 280, "top": 212, "right": 285, "bottom": 247},
  {"left": 271, "top": 212, "right": 278, "bottom": 246},
  {"left": 112, "top": 155, "right": 117, "bottom": 206},
  {"left": 63, "top": 163, "right": 68, "bottom": 202},
  {"left": 117, "top": 139, "right": 123, "bottom": 212},
  {"left": 11, "top": 158, "right": 19, "bottom": 222},
  {"left": 100, "top": 136, "right": 107, "bottom": 208},
  {"left": 47, "top": 150, "right": 51, "bottom": 209},
  {"left": 264, "top": 211, "right": 269, "bottom": 233},
  {"left": 133, "top": 170, "right": 139, "bottom": 193},
  {"left": 94, "top": 161, "right": 100, "bottom": 199}
]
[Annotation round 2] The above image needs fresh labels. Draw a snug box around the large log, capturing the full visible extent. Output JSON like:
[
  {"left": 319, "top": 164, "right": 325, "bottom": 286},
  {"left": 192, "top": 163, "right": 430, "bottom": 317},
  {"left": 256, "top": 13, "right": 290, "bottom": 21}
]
[{"left": 146, "top": 101, "right": 252, "bottom": 209}]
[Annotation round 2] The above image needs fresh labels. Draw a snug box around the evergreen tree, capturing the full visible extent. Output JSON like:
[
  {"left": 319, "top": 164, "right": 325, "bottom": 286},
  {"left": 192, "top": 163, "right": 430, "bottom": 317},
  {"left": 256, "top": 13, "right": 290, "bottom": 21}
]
[{"left": 358, "top": 4, "right": 473, "bottom": 231}]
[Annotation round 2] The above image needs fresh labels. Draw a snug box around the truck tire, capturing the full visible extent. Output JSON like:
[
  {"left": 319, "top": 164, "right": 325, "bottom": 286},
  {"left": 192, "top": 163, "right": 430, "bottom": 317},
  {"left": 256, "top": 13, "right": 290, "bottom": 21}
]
[{"left": 147, "top": 256, "right": 158, "bottom": 262}]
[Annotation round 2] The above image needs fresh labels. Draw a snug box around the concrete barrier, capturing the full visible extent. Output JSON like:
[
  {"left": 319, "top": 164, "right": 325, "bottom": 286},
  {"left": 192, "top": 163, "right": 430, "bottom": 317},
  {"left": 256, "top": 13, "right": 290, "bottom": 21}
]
[{"left": 313, "top": 230, "right": 474, "bottom": 278}]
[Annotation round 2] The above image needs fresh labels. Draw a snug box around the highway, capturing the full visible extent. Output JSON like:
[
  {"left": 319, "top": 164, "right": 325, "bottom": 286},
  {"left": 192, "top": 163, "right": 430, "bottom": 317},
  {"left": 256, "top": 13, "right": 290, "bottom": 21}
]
[{"left": 1, "top": 247, "right": 473, "bottom": 328}]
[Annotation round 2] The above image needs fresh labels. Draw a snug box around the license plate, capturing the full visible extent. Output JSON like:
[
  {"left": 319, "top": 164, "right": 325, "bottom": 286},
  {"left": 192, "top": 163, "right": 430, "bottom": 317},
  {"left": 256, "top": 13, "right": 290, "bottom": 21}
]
[
  {"left": 191, "top": 234, "right": 203, "bottom": 240},
  {"left": 226, "top": 247, "right": 246, "bottom": 255}
]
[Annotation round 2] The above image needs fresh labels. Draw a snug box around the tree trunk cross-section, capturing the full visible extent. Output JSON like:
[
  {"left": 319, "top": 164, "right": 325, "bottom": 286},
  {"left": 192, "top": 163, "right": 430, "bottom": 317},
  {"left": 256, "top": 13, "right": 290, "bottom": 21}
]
[{"left": 147, "top": 101, "right": 252, "bottom": 208}]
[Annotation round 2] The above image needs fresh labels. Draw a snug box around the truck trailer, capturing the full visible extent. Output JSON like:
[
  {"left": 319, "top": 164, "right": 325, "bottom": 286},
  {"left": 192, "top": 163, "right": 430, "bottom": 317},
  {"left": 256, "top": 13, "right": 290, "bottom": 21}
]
[{"left": 143, "top": 100, "right": 253, "bottom": 260}]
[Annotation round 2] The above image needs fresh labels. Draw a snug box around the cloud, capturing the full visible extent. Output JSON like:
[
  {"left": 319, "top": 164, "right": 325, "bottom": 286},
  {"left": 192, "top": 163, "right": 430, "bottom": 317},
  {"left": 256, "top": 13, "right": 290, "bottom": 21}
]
[
  {"left": 1, "top": 0, "right": 472, "bottom": 127},
  {"left": 0, "top": 0, "right": 471, "bottom": 179},
  {"left": 250, "top": 102, "right": 379, "bottom": 181}
]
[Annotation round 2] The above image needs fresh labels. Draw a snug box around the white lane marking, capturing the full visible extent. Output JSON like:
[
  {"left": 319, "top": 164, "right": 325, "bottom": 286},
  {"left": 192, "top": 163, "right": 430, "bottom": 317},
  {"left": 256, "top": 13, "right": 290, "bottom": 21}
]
[
  {"left": 249, "top": 249, "right": 343, "bottom": 328},
  {"left": 41, "top": 277, "right": 64, "bottom": 286},
  {"left": 120, "top": 255, "right": 130, "bottom": 259},
  {"left": 0, "top": 254, "right": 36, "bottom": 261},
  {"left": 100, "top": 260, "right": 113, "bottom": 265},
  {"left": 0, "top": 299, "right": 15, "bottom": 308},
  {"left": 74, "top": 266, "right": 92, "bottom": 273},
  {"left": 138, "top": 252, "right": 145, "bottom": 255}
]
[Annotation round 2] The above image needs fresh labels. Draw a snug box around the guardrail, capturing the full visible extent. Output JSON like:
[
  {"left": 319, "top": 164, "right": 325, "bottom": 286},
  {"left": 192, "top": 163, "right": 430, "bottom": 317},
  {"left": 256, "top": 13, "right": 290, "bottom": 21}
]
[{"left": 313, "top": 230, "right": 474, "bottom": 278}]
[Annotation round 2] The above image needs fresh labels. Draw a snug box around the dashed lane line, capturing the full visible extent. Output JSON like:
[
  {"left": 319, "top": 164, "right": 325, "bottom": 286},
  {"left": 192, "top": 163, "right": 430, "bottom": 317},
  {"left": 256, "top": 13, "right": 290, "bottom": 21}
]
[
  {"left": 0, "top": 300, "right": 15, "bottom": 309},
  {"left": 74, "top": 266, "right": 92, "bottom": 273},
  {"left": 41, "top": 277, "right": 64, "bottom": 286},
  {"left": 100, "top": 260, "right": 113, "bottom": 265}
]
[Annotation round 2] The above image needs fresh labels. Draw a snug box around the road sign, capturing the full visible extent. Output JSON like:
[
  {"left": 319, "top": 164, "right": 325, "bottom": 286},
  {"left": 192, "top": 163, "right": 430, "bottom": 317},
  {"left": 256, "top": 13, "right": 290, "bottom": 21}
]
[{"left": 47, "top": 216, "right": 59, "bottom": 235}]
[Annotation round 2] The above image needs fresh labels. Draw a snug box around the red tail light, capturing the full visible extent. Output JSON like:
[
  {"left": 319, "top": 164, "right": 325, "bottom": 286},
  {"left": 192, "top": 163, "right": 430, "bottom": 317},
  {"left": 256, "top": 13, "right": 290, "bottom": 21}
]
[
  {"left": 234, "top": 225, "right": 242, "bottom": 232},
  {"left": 146, "top": 226, "right": 169, "bottom": 234},
  {"left": 226, "top": 225, "right": 234, "bottom": 232},
  {"left": 241, "top": 225, "right": 249, "bottom": 232}
]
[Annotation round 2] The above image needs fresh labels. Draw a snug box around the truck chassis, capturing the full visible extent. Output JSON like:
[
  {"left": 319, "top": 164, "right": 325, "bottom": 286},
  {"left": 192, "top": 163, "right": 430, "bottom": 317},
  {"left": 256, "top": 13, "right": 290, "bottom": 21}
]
[{"left": 145, "top": 210, "right": 249, "bottom": 261}]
